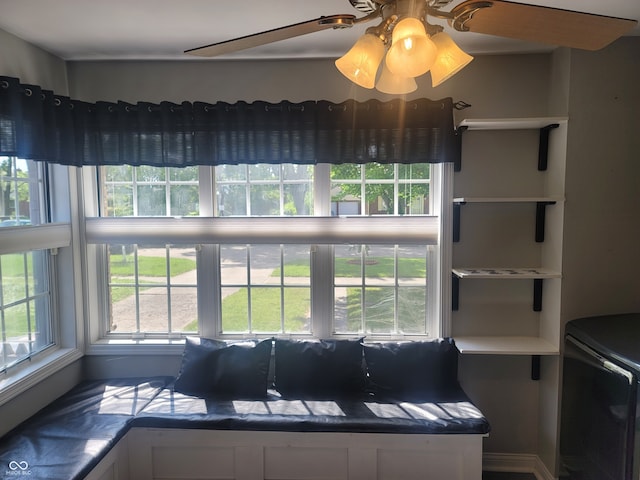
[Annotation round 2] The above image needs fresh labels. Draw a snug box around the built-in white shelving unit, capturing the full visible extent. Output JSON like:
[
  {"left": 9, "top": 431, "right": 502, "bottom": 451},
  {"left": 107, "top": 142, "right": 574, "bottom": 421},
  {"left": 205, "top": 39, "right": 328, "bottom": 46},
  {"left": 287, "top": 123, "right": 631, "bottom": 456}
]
[{"left": 452, "top": 116, "right": 568, "bottom": 358}]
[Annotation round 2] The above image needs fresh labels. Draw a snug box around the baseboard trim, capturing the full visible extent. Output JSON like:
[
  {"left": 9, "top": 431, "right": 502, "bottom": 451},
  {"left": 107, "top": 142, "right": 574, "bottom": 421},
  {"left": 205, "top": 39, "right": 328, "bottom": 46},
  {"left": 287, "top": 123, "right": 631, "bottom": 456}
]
[{"left": 483, "top": 453, "right": 556, "bottom": 480}]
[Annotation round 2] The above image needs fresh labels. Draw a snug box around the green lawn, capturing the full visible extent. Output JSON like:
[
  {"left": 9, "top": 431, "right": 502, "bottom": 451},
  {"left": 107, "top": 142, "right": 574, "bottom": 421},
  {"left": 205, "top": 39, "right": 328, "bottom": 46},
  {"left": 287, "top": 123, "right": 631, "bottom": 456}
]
[
  {"left": 344, "top": 286, "right": 426, "bottom": 333},
  {"left": 108, "top": 255, "right": 197, "bottom": 304},
  {"left": 182, "top": 287, "right": 310, "bottom": 333},
  {"left": 106, "top": 254, "right": 425, "bottom": 335},
  {"left": 275, "top": 257, "right": 426, "bottom": 278},
  {"left": 1, "top": 303, "right": 33, "bottom": 338},
  {"left": 1, "top": 253, "right": 31, "bottom": 276},
  {"left": 109, "top": 255, "right": 196, "bottom": 277},
  {"left": 1, "top": 253, "right": 37, "bottom": 337}
]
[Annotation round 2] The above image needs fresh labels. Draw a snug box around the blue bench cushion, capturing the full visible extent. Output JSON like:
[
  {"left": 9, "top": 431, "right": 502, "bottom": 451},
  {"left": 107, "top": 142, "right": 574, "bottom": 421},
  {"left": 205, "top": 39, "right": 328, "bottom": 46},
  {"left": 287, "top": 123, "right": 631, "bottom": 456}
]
[
  {"left": 0, "top": 377, "right": 170, "bottom": 480},
  {"left": 274, "top": 338, "right": 366, "bottom": 399},
  {"left": 174, "top": 337, "right": 272, "bottom": 397},
  {"left": 132, "top": 385, "right": 490, "bottom": 435},
  {"left": 364, "top": 338, "right": 461, "bottom": 400}
]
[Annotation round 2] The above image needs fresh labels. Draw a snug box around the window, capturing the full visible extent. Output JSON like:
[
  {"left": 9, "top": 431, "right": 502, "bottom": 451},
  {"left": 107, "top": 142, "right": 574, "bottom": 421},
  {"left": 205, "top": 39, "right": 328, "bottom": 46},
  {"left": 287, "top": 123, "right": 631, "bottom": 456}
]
[
  {"left": 0, "top": 157, "right": 54, "bottom": 373},
  {"left": 90, "top": 161, "right": 446, "bottom": 342},
  {"left": 0, "top": 157, "right": 46, "bottom": 227},
  {"left": 0, "top": 249, "right": 52, "bottom": 371}
]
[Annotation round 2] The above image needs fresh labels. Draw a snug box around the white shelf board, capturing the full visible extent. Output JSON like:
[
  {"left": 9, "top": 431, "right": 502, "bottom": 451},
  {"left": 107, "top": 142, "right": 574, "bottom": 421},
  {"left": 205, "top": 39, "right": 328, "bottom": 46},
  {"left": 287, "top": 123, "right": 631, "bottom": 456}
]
[
  {"left": 453, "top": 196, "right": 563, "bottom": 204},
  {"left": 457, "top": 117, "right": 568, "bottom": 131},
  {"left": 452, "top": 267, "right": 561, "bottom": 279},
  {"left": 454, "top": 336, "right": 559, "bottom": 355}
]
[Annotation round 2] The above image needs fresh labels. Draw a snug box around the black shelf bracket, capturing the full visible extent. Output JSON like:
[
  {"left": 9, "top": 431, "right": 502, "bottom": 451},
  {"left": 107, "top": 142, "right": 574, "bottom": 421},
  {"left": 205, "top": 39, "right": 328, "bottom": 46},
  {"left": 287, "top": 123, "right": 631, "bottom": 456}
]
[
  {"left": 454, "top": 126, "right": 468, "bottom": 172},
  {"left": 453, "top": 201, "right": 465, "bottom": 242},
  {"left": 538, "top": 124, "right": 559, "bottom": 171},
  {"left": 533, "top": 278, "right": 544, "bottom": 311},
  {"left": 452, "top": 274, "right": 460, "bottom": 311},
  {"left": 531, "top": 355, "right": 541, "bottom": 381},
  {"left": 535, "top": 201, "right": 556, "bottom": 243}
]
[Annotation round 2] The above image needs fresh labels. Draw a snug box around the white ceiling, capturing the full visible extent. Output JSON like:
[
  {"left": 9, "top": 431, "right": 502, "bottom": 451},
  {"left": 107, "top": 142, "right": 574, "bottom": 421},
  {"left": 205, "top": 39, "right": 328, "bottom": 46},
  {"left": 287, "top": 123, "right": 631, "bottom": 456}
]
[{"left": 0, "top": 0, "right": 638, "bottom": 61}]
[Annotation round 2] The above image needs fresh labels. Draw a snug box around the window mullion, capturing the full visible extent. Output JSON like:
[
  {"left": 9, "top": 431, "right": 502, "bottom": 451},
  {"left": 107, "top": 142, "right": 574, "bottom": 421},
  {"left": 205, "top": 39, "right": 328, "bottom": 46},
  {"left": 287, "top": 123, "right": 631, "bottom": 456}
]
[
  {"left": 132, "top": 170, "right": 139, "bottom": 216},
  {"left": 165, "top": 245, "right": 172, "bottom": 333},
  {"left": 133, "top": 245, "right": 141, "bottom": 334},
  {"left": 246, "top": 245, "right": 252, "bottom": 333},
  {"left": 394, "top": 246, "right": 399, "bottom": 334},
  {"left": 197, "top": 244, "right": 219, "bottom": 338},
  {"left": 198, "top": 166, "right": 215, "bottom": 217},
  {"left": 280, "top": 245, "right": 285, "bottom": 333},
  {"left": 165, "top": 168, "right": 171, "bottom": 216},
  {"left": 22, "top": 253, "right": 32, "bottom": 351},
  {"left": 310, "top": 164, "right": 332, "bottom": 337},
  {"left": 0, "top": 259, "right": 5, "bottom": 347}
]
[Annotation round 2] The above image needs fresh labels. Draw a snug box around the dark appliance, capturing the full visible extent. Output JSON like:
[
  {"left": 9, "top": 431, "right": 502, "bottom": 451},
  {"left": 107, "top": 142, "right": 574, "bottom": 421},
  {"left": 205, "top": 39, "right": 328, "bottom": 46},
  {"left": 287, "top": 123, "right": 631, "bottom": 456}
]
[{"left": 560, "top": 313, "right": 640, "bottom": 480}]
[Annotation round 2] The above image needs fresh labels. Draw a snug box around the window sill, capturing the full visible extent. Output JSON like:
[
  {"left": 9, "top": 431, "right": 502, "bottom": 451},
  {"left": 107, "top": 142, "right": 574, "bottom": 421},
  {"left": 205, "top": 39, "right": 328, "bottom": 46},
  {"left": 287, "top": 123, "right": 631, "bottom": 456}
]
[
  {"left": 0, "top": 347, "right": 83, "bottom": 407},
  {"left": 86, "top": 338, "right": 187, "bottom": 356}
]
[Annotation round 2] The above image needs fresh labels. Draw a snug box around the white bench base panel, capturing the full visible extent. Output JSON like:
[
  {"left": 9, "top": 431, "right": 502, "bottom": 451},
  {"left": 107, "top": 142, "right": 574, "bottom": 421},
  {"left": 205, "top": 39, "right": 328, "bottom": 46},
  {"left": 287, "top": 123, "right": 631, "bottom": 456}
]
[{"left": 86, "top": 428, "right": 484, "bottom": 480}]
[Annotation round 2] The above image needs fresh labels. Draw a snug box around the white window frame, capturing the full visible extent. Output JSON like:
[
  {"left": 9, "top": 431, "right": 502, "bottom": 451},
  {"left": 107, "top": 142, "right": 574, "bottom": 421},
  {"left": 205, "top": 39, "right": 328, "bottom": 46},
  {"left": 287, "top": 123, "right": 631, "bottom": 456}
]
[
  {"left": 83, "top": 163, "right": 452, "bottom": 354},
  {"left": 0, "top": 161, "right": 82, "bottom": 406}
]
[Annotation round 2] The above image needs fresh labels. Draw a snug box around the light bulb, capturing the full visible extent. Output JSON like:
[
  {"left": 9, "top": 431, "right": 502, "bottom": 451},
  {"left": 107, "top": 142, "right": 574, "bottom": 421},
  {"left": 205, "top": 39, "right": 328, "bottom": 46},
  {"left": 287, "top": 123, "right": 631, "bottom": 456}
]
[
  {"left": 430, "top": 32, "right": 474, "bottom": 87},
  {"left": 335, "top": 33, "right": 386, "bottom": 89},
  {"left": 385, "top": 17, "right": 437, "bottom": 78}
]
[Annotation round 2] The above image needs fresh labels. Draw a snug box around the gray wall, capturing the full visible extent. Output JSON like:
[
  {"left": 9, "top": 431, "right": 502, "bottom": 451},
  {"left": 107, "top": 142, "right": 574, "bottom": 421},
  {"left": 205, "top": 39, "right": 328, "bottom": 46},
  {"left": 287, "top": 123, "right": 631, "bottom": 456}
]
[
  {"left": 1, "top": 24, "right": 639, "bottom": 471},
  {"left": 0, "top": 30, "right": 83, "bottom": 437},
  {"left": 0, "top": 28, "right": 68, "bottom": 92},
  {"left": 561, "top": 38, "right": 640, "bottom": 322},
  {"left": 66, "top": 52, "right": 552, "bottom": 457}
]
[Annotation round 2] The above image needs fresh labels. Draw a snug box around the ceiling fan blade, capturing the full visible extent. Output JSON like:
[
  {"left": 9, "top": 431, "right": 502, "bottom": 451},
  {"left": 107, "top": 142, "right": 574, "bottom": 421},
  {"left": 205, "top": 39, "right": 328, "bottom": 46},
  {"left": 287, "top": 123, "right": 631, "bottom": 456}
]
[
  {"left": 450, "top": 0, "right": 638, "bottom": 50},
  {"left": 186, "top": 14, "right": 357, "bottom": 57}
]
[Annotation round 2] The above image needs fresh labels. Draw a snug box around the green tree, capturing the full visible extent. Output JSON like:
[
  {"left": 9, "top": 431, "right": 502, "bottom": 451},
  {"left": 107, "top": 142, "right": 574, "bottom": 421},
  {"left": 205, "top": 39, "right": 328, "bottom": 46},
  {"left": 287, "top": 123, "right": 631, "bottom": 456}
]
[
  {"left": 330, "top": 163, "right": 429, "bottom": 214},
  {"left": 0, "top": 158, "right": 31, "bottom": 219}
]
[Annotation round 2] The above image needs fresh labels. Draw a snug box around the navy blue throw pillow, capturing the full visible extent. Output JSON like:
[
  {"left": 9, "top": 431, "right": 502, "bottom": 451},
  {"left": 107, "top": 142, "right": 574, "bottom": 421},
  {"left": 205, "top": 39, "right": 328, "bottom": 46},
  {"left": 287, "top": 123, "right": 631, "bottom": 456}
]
[
  {"left": 174, "top": 337, "right": 272, "bottom": 397},
  {"left": 363, "top": 338, "right": 460, "bottom": 399},
  {"left": 274, "top": 338, "right": 365, "bottom": 398}
]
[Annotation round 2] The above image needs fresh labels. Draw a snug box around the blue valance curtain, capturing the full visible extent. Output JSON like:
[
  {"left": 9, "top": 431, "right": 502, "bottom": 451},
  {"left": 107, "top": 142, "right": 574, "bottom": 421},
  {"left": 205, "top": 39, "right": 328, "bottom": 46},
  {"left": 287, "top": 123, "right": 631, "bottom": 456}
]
[{"left": 0, "top": 76, "right": 458, "bottom": 167}]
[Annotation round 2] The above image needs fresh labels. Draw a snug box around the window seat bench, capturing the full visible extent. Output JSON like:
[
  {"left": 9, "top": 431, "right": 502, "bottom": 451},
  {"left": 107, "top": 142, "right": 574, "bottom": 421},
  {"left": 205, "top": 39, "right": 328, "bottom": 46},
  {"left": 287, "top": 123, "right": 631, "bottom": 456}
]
[
  {"left": 0, "top": 339, "right": 490, "bottom": 480},
  {"left": 0, "top": 377, "right": 171, "bottom": 480},
  {"left": 0, "top": 378, "right": 489, "bottom": 480}
]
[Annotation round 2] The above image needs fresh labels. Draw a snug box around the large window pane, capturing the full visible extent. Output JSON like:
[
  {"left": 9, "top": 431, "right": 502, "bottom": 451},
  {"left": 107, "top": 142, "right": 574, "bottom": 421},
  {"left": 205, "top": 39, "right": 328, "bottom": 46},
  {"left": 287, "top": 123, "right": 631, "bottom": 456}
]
[
  {"left": 107, "top": 244, "right": 198, "bottom": 334},
  {"left": 0, "top": 157, "right": 46, "bottom": 227},
  {"left": 220, "top": 244, "right": 311, "bottom": 335},
  {"left": 137, "top": 185, "right": 166, "bottom": 216},
  {"left": 216, "top": 164, "right": 313, "bottom": 216},
  {"left": 0, "top": 250, "right": 52, "bottom": 371},
  {"left": 331, "top": 163, "right": 430, "bottom": 217},
  {"left": 334, "top": 242, "right": 429, "bottom": 335},
  {"left": 250, "top": 185, "right": 280, "bottom": 215},
  {"left": 95, "top": 162, "right": 438, "bottom": 340},
  {"left": 100, "top": 166, "right": 199, "bottom": 217}
]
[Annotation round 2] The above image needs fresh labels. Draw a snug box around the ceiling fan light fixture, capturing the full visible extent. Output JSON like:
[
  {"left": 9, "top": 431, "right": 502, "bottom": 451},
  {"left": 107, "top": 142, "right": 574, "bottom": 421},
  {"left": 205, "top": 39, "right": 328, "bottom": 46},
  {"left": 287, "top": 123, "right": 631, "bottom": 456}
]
[
  {"left": 385, "top": 17, "right": 437, "bottom": 78},
  {"left": 335, "top": 32, "right": 386, "bottom": 89},
  {"left": 376, "top": 62, "right": 418, "bottom": 94},
  {"left": 429, "top": 32, "right": 474, "bottom": 87}
]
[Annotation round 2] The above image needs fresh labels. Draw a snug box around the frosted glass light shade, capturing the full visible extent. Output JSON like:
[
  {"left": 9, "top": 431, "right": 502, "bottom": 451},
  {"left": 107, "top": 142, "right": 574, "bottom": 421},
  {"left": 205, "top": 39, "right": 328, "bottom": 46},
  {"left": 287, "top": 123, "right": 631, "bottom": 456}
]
[
  {"left": 376, "top": 62, "right": 417, "bottom": 94},
  {"left": 430, "top": 32, "right": 474, "bottom": 87},
  {"left": 335, "top": 33, "right": 386, "bottom": 89},
  {"left": 385, "top": 17, "right": 437, "bottom": 78}
]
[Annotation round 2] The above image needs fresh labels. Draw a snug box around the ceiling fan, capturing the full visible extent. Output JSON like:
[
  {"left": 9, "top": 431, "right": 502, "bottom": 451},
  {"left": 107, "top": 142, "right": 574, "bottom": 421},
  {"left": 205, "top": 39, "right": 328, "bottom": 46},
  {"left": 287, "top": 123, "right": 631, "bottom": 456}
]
[{"left": 185, "top": 0, "right": 637, "bottom": 92}]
